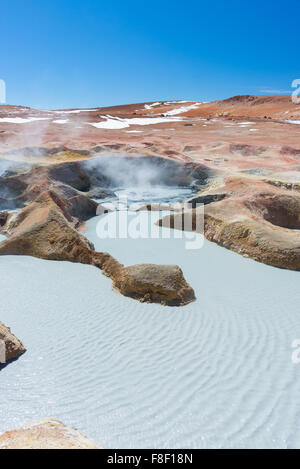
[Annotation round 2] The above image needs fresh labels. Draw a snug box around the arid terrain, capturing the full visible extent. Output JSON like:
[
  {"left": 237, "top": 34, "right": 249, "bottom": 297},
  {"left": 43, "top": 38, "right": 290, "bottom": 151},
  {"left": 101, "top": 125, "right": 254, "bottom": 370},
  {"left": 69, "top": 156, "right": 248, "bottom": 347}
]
[{"left": 1, "top": 95, "right": 300, "bottom": 272}]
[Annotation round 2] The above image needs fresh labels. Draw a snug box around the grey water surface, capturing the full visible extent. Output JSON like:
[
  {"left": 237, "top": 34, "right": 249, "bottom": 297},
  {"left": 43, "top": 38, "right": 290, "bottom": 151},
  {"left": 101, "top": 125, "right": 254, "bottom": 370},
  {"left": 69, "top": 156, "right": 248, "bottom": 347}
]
[{"left": 0, "top": 211, "right": 300, "bottom": 448}]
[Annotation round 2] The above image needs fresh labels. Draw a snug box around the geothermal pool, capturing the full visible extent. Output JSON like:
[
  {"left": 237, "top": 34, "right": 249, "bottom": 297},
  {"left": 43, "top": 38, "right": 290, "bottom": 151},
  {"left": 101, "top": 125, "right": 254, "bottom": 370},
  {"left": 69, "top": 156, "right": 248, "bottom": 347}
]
[
  {"left": 0, "top": 211, "right": 300, "bottom": 448},
  {"left": 97, "top": 185, "right": 197, "bottom": 210}
]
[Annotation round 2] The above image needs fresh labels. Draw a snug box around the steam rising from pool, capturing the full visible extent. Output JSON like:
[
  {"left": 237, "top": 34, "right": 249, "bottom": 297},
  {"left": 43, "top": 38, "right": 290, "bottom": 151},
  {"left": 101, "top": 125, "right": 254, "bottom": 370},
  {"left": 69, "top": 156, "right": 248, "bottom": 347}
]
[
  {"left": 84, "top": 155, "right": 199, "bottom": 209},
  {"left": 100, "top": 186, "right": 196, "bottom": 211}
]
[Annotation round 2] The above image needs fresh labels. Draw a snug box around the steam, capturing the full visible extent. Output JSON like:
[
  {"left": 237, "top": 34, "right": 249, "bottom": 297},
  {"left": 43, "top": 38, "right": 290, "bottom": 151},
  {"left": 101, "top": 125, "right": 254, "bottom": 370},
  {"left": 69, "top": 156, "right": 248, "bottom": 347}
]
[
  {"left": 83, "top": 155, "right": 192, "bottom": 189},
  {"left": 0, "top": 159, "right": 16, "bottom": 178},
  {"left": 82, "top": 155, "right": 199, "bottom": 208},
  {"left": 0, "top": 105, "right": 88, "bottom": 165}
]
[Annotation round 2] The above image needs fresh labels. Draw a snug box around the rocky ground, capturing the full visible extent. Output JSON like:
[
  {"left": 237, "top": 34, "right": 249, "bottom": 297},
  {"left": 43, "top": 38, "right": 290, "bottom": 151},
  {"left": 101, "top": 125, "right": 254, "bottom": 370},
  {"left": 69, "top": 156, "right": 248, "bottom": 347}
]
[
  {"left": 0, "top": 96, "right": 299, "bottom": 324},
  {"left": 0, "top": 95, "right": 299, "bottom": 272}
]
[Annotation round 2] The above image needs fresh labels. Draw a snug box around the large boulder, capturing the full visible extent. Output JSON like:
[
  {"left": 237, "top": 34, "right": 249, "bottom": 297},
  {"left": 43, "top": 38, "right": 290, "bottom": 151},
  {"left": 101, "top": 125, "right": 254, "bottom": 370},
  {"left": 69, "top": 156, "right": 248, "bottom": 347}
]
[
  {"left": 113, "top": 264, "right": 195, "bottom": 306},
  {"left": 0, "top": 419, "right": 99, "bottom": 449},
  {"left": 92, "top": 254, "right": 195, "bottom": 306},
  {"left": 0, "top": 191, "right": 94, "bottom": 264},
  {"left": 0, "top": 322, "right": 26, "bottom": 364}
]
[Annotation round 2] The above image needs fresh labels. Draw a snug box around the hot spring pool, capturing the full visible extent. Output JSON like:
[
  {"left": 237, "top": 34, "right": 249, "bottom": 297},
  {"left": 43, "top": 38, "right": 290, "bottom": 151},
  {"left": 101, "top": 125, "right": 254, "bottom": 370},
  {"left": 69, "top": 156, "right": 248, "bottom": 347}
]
[
  {"left": 0, "top": 212, "right": 300, "bottom": 448},
  {"left": 97, "top": 185, "right": 197, "bottom": 211}
]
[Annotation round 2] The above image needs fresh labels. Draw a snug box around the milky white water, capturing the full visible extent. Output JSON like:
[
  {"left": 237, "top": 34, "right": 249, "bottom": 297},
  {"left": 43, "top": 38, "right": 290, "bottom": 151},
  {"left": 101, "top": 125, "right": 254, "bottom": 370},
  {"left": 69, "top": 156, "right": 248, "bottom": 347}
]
[
  {"left": 0, "top": 210, "right": 300, "bottom": 448},
  {"left": 99, "top": 186, "right": 196, "bottom": 211}
]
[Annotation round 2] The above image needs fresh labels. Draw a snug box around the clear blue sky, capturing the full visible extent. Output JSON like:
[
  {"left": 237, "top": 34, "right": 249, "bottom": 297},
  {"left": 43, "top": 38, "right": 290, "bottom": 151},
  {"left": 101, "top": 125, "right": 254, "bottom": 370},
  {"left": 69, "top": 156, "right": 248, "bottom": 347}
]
[{"left": 1, "top": 0, "right": 299, "bottom": 109}]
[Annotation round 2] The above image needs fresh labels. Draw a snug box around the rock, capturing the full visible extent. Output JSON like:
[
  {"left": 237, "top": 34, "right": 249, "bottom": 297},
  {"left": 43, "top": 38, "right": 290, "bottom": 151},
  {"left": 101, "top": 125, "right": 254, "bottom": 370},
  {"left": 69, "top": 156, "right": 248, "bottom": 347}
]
[
  {"left": 113, "top": 264, "right": 195, "bottom": 306},
  {"left": 183, "top": 145, "right": 200, "bottom": 153},
  {"left": 135, "top": 203, "right": 174, "bottom": 212},
  {"left": 0, "top": 419, "right": 99, "bottom": 449},
  {"left": 0, "top": 191, "right": 95, "bottom": 264},
  {"left": 87, "top": 187, "right": 115, "bottom": 199},
  {"left": 45, "top": 162, "right": 91, "bottom": 191},
  {"left": 0, "top": 175, "right": 27, "bottom": 199},
  {"left": 0, "top": 156, "right": 212, "bottom": 214},
  {"left": 0, "top": 321, "right": 26, "bottom": 364},
  {"left": 187, "top": 193, "right": 226, "bottom": 207},
  {"left": 0, "top": 174, "right": 27, "bottom": 210},
  {"left": 24, "top": 182, "right": 99, "bottom": 222},
  {"left": 0, "top": 164, "right": 100, "bottom": 215},
  {"left": 0, "top": 192, "right": 195, "bottom": 306},
  {"left": 204, "top": 196, "right": 300, "bottom": 270},
  {"left": 280, "top": 146, "right": 300, "bottom": 157},
  {"left": 93, "top": 254, "right": 195, "bottom": 306},
  {"left": 4, "top": 145, "right": 90, "bottom": 158},
  {"left": 229, "top": 144, "right": 266, "bottom": 156},
  {"left": 159, "top": 178, "right": 300, "bottom": 270},
  {"left": 0, "top": 211, "right": 8, "bottom": 227},
  {"left": 96, "top": 204, "right": 113, "bottom": 215}
]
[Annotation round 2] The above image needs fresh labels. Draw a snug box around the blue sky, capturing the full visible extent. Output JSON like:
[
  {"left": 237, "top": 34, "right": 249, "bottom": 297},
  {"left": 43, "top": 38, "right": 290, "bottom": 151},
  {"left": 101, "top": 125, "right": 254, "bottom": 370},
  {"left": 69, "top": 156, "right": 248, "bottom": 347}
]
[{"left": 0, "top": 0, "right": 299, "bottom": 109}]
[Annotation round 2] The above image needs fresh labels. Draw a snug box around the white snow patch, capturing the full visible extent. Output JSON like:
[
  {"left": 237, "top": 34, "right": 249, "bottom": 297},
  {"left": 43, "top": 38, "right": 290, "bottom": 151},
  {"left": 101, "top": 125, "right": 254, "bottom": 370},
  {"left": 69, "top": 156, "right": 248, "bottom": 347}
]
[
  {"left": 144, "top": 102, "right": 161, "bottom": 110},
  {"left": 52, "top": 119, "right": 69, "bottom": 124},
  {"left": 53, "top": 109, "right": 99, "bottom": 114},
  {"left": 285, "top": 120, "right": 300, "bottom": 125},
  {"left": 125, "top": 117, "right": 184, "bottom": 125},
  {"left": 89, "top": 115, "right": 184, "bottom": 129},
  {"left": 125, "top": 130, "right": 144, "bottom": 133},
  {"left": 163, "top": 103, "right": 201, "bottom": 116},
  {"left": 90, "top": 118, "right": 128, "bottom": 129},
  {"left": 163, "top": 101, "right": 190, "bottom": 105}
]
